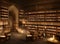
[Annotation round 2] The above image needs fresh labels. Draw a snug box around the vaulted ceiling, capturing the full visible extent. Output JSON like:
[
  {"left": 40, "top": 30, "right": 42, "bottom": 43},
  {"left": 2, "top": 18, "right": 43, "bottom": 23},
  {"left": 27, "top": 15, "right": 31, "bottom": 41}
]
[
  {"left": 8, "top": 0, "right": 60, "bottom": 10},
  {"left": 9, "top": 0, "right": 60, "bottom": 5}
]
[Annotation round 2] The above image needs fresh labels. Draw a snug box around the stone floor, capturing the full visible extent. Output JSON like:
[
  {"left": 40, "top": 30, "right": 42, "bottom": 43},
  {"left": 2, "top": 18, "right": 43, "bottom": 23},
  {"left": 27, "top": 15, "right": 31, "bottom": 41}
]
[{"left": 0, "top": 32, "right": 60, "bottom": 44}]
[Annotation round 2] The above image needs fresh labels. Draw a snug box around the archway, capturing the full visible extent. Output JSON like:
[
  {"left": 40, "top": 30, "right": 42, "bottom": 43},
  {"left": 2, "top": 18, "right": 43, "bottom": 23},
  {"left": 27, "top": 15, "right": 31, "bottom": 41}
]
[
  {"left": 8, "top": 5, "right": 19, "bottom": 32},
  {"left": 8, "top": 5, "right": 30, "bottom": 38},
  {"left": 8, "top": 5, "right": 30, "bottom": 40}
]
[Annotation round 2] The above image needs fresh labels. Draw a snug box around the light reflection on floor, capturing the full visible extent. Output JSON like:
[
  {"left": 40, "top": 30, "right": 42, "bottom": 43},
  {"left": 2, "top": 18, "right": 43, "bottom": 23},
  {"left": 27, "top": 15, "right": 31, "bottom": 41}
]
[{"left": 0, "top": 32, "right": 60, "bottom": 44}]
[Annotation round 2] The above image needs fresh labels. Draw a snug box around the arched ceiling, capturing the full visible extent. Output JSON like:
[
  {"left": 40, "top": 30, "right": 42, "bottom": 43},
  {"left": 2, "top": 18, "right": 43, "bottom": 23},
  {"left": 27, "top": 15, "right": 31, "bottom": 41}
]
[
  {"left": 3, "top": 0, "right": 60, "bottom": 10},
  {"left": 8, "top": 0, "right": 60, "bottom": 6}
]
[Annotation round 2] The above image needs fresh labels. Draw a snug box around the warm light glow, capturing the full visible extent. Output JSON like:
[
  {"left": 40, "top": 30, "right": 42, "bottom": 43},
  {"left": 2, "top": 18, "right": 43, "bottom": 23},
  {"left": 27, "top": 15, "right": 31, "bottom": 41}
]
[
  {"left": 17, "top": 28, "right": 24, "bottom": 33},
  {"left": 22, "top": 20, "right": 26, "bottom": 24},
  {"left": 0, "top": 21, "right": 3, "bottom": 25},
  {"left": 47, "top": 35, "right": 59, "bottom": 43},
  {"left": 21, "top": 19, "right": 27, "bottom": 24},
  {"left": 45, "top": 26, "right": 46, "bottom": 29},
  {"left": 0, "top": 35, "right": 6, "bottom": 38},
  {"left": 27, "top": 35, "right": 32, "bottom": 37},
  {"left": 20, "top": 30, "right": 24, "bottom": 33},
  {"left": 16, "top": 28, "right": 30, "bottom": 34}
]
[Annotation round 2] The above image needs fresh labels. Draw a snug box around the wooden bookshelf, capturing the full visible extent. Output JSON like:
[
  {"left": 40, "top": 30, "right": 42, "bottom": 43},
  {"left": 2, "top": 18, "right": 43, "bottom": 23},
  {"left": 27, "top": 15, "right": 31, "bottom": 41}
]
[
  {"left": 19, "top": 9, "right": 60, "bottom": 37},
  {"left": 0, "top": 0, "right": 11, "bottom": 33}
]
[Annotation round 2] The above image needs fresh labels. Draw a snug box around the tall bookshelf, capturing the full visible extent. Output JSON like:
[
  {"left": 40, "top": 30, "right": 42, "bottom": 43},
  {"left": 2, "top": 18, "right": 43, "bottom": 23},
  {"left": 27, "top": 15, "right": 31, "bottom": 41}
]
[
  {"left": 0, "top": 1, "right": 11, "bottom": 33},
  {"left": 19, "top": 10, "right": 60, "bottom": 37}
]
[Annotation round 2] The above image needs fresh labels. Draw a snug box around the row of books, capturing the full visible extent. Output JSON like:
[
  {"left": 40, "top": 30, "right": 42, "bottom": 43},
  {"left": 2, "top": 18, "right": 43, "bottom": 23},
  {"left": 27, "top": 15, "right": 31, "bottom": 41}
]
[
  {"left": 19, "top": 10, "right": 60, "bottom": 35},
  {"left": 0, "top": 3, "right": 9, "bottom": 31}
]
